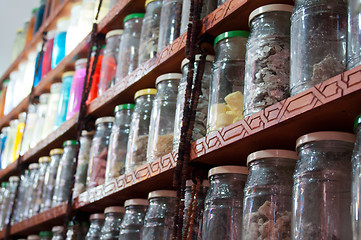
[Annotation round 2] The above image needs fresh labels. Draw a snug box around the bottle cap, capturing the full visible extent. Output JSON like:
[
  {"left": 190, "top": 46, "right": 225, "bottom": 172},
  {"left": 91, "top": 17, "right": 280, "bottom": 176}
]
[
  {"left": 124, "top": 198, "right": 149, "bottom": 207},
  {"left": 249, "top": 4, "right": 293, "bottom": 26},
  {"left": 81, "top": 130, "right": 95, "bottom": 136},
  {"left": 247, "top": 149, "right": 297, "bottom": 166},
  {"left": 123, "top": 13, "right": 145, "bottom": 23},
  {"left": 208, "top": 165, "right": 248, "bottom": 177},
  {"left": 296, "top": 131, "right": 356, "bottom": 149},
  {"left": 29, "top": 163, "right": 39, "bottom": 170},
  {"left": 39, "top": 156, "right": 51, "bottom": 163},
  {"left": 52, "top": 226, "right": 64, "bottom": 232},
  {"left": 89, "top": 213, "right": 105, "bottom": 220},
  {"left": 181, "top": 55, "right": 215, "bottom": 69},
  {"left": 95, "top": 116, "right": 115, "bottom": 125},
  {"left": 27, "top": 235, "right": 39, "bottom": 240},
  {"left": 62, "top": 71, "right": 75, "bottom": 79},
  {"left": 75, "top": 58, "right": 88, "bottom": 66},
  {"left": 63, "top": 140, "right": 79, "bottom": 147},
  {"left": 50, "top": 148, "right": 64, "bottom": 155},
  {"left": 114, "top": 104, "right": 135, "bottom": 112},
  {"left": 156, "top": 73, "right": 182, "bottom": 85},
  {"left": 39, "top": 231, "right": 52, "bottom": 237},
  {"left": 9, "top": 176, "right": 19, "bottom": 182},
  {"left": 214, "top": 31, "right": 250, "bottom": 46},
  {"left": 106, "top": 29, "right": 123, "bottom": 39},
  {"left": 148, "top": 190, "right": 177, "bottom": 199},
  {"left": 104, "top": 206, "right": 125, "bottom": 214},
  {"left": 134, "top": 88, "right": 157, "bottom": 100}
]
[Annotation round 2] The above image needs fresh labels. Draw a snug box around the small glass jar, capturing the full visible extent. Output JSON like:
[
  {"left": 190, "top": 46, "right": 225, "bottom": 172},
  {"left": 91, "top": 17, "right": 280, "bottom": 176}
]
[
  {"left": 74, "top": 130, "right": 94, "bottom": 197},
  {"left": 32, "top": 156, "right": 51, "bottom": 215},
  {"left": 67, "top": 58, "right": 87, "bottom": 120},
  {"left": 39, "top": 231, "right": 53, "bottom": 240},
  {"left": 208, "top": 31, "right": 248, "bottom": 134},
  {"left": 86, "top": 214, "right": 105, "bottom": 240},
  {"left": 22, "top": 163, "right": 39, "bottom": 220},
  {"left": 348, "top": 0, "right": 361, "bottom": 69},
  {"left": 217, "top": 0, "right": 226, "bottom": 7},
  {"left": 147, "top": 74, "right": 181, "bottom": 162},
  {"left": 28, "top": 235, "right": 40, "bottom": 240},
  {"left": 0, "top": 127, "right": 9, "bottom": 164},
  {"left": 20, "top": 103, "right": 37, "bottom": 155},
  {"left": 100, "top": 206, "right": 125, "bottom": 240},
  {"left": 54, "top": 71, "right": 74, "bottom": 129},
  {"left": 125, "top": 89, "right": 157, "bottom": 172},
  {"left": 42, "top": 30, "right": 56, "bottom": 78},
  {"left": 42, "top": 83, "right": 63, "bottom": 139},
  {"left": 86, "top": 45, "right": 105, "bottom": 104},
  {"left": 157, "top": 0, "right": 182, "bottom": 52},
  {"left": 13, "top": 170, "right": 29, "bottom": 223},
  {"left": 202, "top": 166, "right": 248, "bottom": 240},
  {"left": 105, "top": 104, "right": 134, "bottom": 182},
  {"left": 115, "top": 13, "right": 144, "bottom": 81},
  {"left": 52, "top": 226, "right": 64, "bottom": 240},
  {"left": 119, "top": 199, "right": 149, "bottom": 240},
  {"left": 142, "top": 190, "right": 177, "bottom": 240},
  {"left": 242, "top": 150, "right": 297, "bottom": 240},
  {"left": 12, "top": 112, "right": 26, "bottom": 161},
  {"left": 292, "top": 131, "right": 354, "bottom": 239},
  {"left": 138, "top": 0, "right": 163, "bottom": 65},
  {"left": 173, "top": 55, "right": 214, "bottom": 150},
  {"left": 31, "top": 93, "right": 50, "bottom": 148},
  {"left": 353, "top": 115, "right": 361, "bottom": 239},
  {"left": 98, "top": 30, "right": 123, "bottom": 96},
  {"left": 244, "top": 5, "right": 292, "bottom": 117},
  {"left": 1, "top": 176, "right": 19, "bottom": 227},
  {"left": 52, "top": 18, "right": 70, "bottom": 69},
  {"left": 65, "top": 3, "right": 82, "bottom": 55},
  {"left": 0, "top": 182, "right": 9, "bottom": 228},
  {"left": 1, "top": 120, "right": 18, "bottom": 168},
  {"left": 52, "top": 140, "right": 79, "bottom": 207},
  {"left": 290, "top": 0, "right": 347, "bottom": 96}
]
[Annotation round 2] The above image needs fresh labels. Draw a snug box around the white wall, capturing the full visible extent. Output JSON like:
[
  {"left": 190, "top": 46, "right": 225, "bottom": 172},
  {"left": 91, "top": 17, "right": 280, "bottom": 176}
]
[{"left": 0, "top": 0, "right": 40, "bottom": 77}]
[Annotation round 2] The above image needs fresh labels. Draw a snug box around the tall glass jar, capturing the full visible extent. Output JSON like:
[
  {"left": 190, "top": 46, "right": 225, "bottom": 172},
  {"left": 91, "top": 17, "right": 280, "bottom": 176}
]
[
  {"left": 115, "top": 13, "right": 144, "bottom": 81},
  {"left": 353, "top": 115, "right": 361, "bottom": 239},
  {"left": 147, "top": 74, "right": 180, "bottom": 162},
  {"left": 125, "top": 89, "right": 156, "bottom": 172},
  {"left": 105, "top": 104, "right": 134, "bottom": 182},
  {"left": 12, "top": 112, "right": 26, "bottom": 162},
  {"left": 290, "top": 0, "right": 347, "bottom": 96},
  {"left": 173, "top": 55, "right": 214, "bottom": 150},
  {"left": 86, "top": 214, "right": 105, "bottom": 240},
  {"left": 31, "top": 93, "right": 50, "bottom": 148},
  {"left": 0, "top": 182, "right": 9, "bottom": 229},
  {"left": 0, "top": 127, "right": 9, "bottom": 166},
  {"left": 86, "top": 45, "right": 104, "bottom": 104},
  {"left": 42, "top": 30, "right": 56, "bottom": 78},
  {"left": 20, "top": 103, "right": 37, "bottom": 155},
  {"left": 202, "top": 166, "right": 248, "bottom": 240},
  {"left": 52, "top": 18, "right": 70, "bottom": 69},
  {"left": 98, "top": 29, "right": 123, "bottom": 96},
  {"left": 242, "top": 150, "right": 297, "bottom": 240},
  {"left": 22, "top": 163, "right": 39, "bottom": 220},
  {"left": 119, "top": 199, "right": 149, "bottom": 240},
  {"left": 54, "top": 72, "right": 74, "bottom": 129},
  {"left": 52, "top": 226, "right": 64, "bottom": 240},
  {"left": 52, "top": 140, "right": 79, "bottom": 207},
  {"left": 1, "top": 176, "right": 19, "bottom": 227},
  {"left": 138, "top": 0, "right": 163, "bottom": 65},
  {"left": 244, "top": 5, "right": 292, "bottom": 117},
  {"left": 77, "top": 0, "right": 96, "bottom": 44},
  {"left": 12, "top": 170, "right": 29, "bottom": 223},
  {"left": 142, "top": 190, "right": 177, "bottom": 240},
  {"left": 66, "top": 220, "right": 88, "bottom": 240},
  {"left": 65, "top": 3, "right": 82, "bottom": 55},
  {"left": 1, "top": 119, "right": 18, "bottom": 168},
  {"left": 42, "top": 83, "right": 63, "bottom": 139},
  {"left": 292, "top": 131, "right": 354, "bottom": 239},
  {"left": 208, "top": 31, "right": 248, "bottom": 134},
  {"left": 157, "top": 0, "right": 182, "bottom": 51},
  {"left": 32, "top": 156, "right": 51, "bottom": 215},
  {"left": 100, "top": 206, "right": 125, "bottom": 240},
  {"left": 39, "top": 231, "right": 53, "bottom": 240},
  {"left": 348, "top": 0, "right": 361, "bottom": 69}
]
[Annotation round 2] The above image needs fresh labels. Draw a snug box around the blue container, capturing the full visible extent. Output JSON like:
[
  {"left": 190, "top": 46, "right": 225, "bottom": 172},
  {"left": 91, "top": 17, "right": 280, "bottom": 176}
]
[
  {"left": 53, "top": 72, "right": 74, "bottom": 129},
  {"left": 0, "top": 128, "right": 8, "bottom": 169},
  {"left": 33, "top": 51, "right": 43, "bottom": 87},
  {"left": 33, "top": 4, "right": 45, "bottom": 34},
  {"left": 51, "top": 31, "right": 67, "bottom": 69}
]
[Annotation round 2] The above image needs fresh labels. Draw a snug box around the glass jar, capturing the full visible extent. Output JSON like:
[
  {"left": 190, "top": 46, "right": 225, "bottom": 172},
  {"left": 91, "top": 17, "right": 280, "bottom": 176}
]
[
  {"left": 66, "top": 220, "right": 88, "bottom": 240},
  {"left": 125, "top": 89, "right": 157, "bottom": 172},
  {"left": 52, "top": 226, "right": 64, "bottom": 240},
  {"left": 12, "top": 112, "right": 26, "bottom": 162},
  {"left": 157, "top": 0, "right": 182, "bottom": 51},
  {"left": 292, "top": 131, "right": 354, "bottom": 239},
  {"left": 42, "top": 83, "right": 63, "bottom": 139},
  {"left": 147, "top": 74, "right": 180, "bottom": 162},
  {"left": 77, "top": 0, "right": 96, "bottom": 43},
  {"left": 86, "top": 45, "right": 104, "bottom": 104},
  {"left": 290, "top": 0, "right": 347, "bottom": 96},
  {"left": 242, "top": 150, "right": 297, "bottom": 240},
  {"left": 348, "top": 0, "right": 361, "bottom": 69},
  {"left": 67, "top": 58, "right": 87, "bottom": 120},
  {"left": 34, "top": 0, "right": 45, "bottom": 33},
  {"left": 138, "top": 0, "right": 162, "bottom": 65},
  {"left": 119, "top": 199, "right": 149, "bottom": 240},
  {"left": 1, "top": 119, "right": 18, "bottom": 168},
  {"left": 31, "top": 93, "right": 50, "bottom": 147},
  {"left": 65, "top": 3, "right": 82, "bottom": 55},
  {"left": 40, "top": 231, "right": 53, "bottom": 240},
  {"left": 0, "top": 80, "right": 9, "bottom": 117},
  {"left": 32, "top": 156, "right": 51, "bottom": 215},
  {"left": 28, "top": 235, "right": 40, "bottom": 240},
  {"left": 86, "top": 214, "right": 105, "bottom": 240},
  {"left": 142, "top": 190, "right": 177, "bottom": 240},
  {"left": 0, "top": 182, "right": 9, "bottom": 229},
  {"left": 34, "top": 44, "right": 44, "bottom": 87},
  {"left": 41, "top": 148, "right": 63, "bottom": 211},
  {"left": 4, "top": 71, "right": 16, "bottom": 115},
  {"left": 244, "top": 5, "right": 292, "bottom": 117},
  {"left": 202, "top": 166, "right": 248, "bottom": 240},
  {"left": 26, "top": 8, "right": 38, "bottom": 44},
  {"left": 12, "top": 170, "right": 29, "bottom": 223},
  {"left": 1, "top": 176, "right": 19, "bottom": 227},
  {"left": 42, "top": 30, "right": 56, "bottom": 78},
  {"left": 98, "top": 30, "right": 123, "bottom": 96},
  {"left": 52, "top": 18, "right": 70, "bottom": 69},
  {"left": 208, "top": 31, "right": 248, "bottom": 134},
  {"left": 0, "top": 127, "right": 9, "bottom": 167},
  {"left": 20, "top": 103, "right": 37, "bottom": 155},
  {"left": 100, "top": 206, "right": 125, "bottom": 240},
  {"left": 173, "top": 55, "right": 214, "bottom": 150},
  {"left": 21, "top": 163, "right": 38, "bottom": 220},
  {"left": 52, "top": 140, "right": 79, "bottom": 207},
  {"left": 115, "top": 13, "right": 144, "bottom": 81},
  {"left": 353, "top": 115, "right": 361, "bottom": 239},
  {"left": 105, "top": 104, "right": 134, "bottom": 182},
  {"left": 54, "top": 72, "right": 74, "bottom": 129}
]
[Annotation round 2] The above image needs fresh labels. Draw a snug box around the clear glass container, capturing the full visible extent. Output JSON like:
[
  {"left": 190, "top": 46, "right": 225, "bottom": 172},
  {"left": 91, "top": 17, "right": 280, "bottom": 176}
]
[
  {"left": 244, "top": 5, "right": 292, "bottom": 117},
  {"left": 0, "top": 182, "right": 9, "bottom": 229},
  {"left": 20, "top": 103, "right": 38, "bottom": 155},
  {"left": 40, "top": 231, "right": 53, "bottom": 240},
  {"left": 292, "top": 131, "right": 354, "bottom": 239},
  {"left": 31, "top": 156, "right": 51, "bottom": 216},
  {"left": 86, "top": 214, "right": 105, "bottom": 240},
  {"left": 98, "top": 30, "right": 123, "bottom": 96},
  {"left": 105, "top": 104, "right": 134, "bottom": 182},
  {"left": 147, "top": 74, "right": 180, "bottom": 162},
  {"left": 142, "top": 190, "right": 177, "bottom": 240},
  {"left": 119, "top": 199, "right": 149, "bottom": 240},
  {"left": 12, "top": 112, "right": 26, "bottom": 162},
  {"left": 87, "top": 117, "right": 114, "bottom": 189},
  {"left": 0, "top": 176, "right": 19, "bottom": 228},
  {"left": 86, "top": 45, "right": 105, "bottom": 104},
  {"left": 0, "top": 80, "right": 9, "bottom": 117},
  {"left": 173, "top": 55, "right": 214, "bottom": 150},
  {"left": 42, "top": 30, "right": 56, "bottom": 78},
  {"left": 138, "top": 0, "right": 163, "bottom": 65},
  {"left": 100, "top": 206, "right": 125, "bottom": 240},
  {"left": 202, "top": 166, "right": 248, "bottom": 240},
  {"left": 125, "top": 89, "right": 157, "bottom": 172},
  {"left": 115, "top": 13, "right": 144, "bottom": 81},
  {"left": 42, "top": 83, "right": 63, "bottom": 139},
  {"left": 52, "top": 18, "right": 70, "bottom": 69},
  {"left": 54, "top": 72, "right": 74, "bottom": 129},
  {"left": 52, "top": 226, "right": 64, "bottom": 240},
  {"left": 77, "top": 0, "right": 96, "bottom": 43},
  {"left": 242, "top": 150, "right": 297, "bottom": 240},
  {"left": 157, "top": 0, "right": 182, "bottom": 51},
  {"left": 0, "top": 127, "right": 9, "bottom": 168},
  {"left": 1, "top": 119, "right": 18, "bottom": 168},
  {"left": 52, "top": 140, "right": 79, "bottom": 207},
  {"left": 65, "top": 3, "right": 82, "bottom": 55},
  {"left": 22, "top": 163, "right": 39, "bottom": 220},
  {"left": 12, "top": 170, "right": 29, "bottom": 223},
  {"left": 66, "top": 220, "right": 89, "bottom": 240},
  {"left": 31, "top": 93, "right": 50, "bottom": 147},
  {"left": 348, "top": 0, "right": 361, "bottom": 69},
  {"left": 290, "top": 0, "right": 347, "bottom": 96},
  {"left": 4, "top": 71, "right": 17, "bottom": 115},
  {"left": 353, "top": 115, "right": 361, "bottom": 239},
  {"left": 208, "top": 31, "right": 248, "bottom": 134}
]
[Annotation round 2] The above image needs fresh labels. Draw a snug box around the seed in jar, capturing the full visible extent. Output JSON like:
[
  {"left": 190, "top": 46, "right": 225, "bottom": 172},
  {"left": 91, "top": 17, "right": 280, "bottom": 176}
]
[
  {"left": 154, "top": 133, "right": 174, "bottom": 159},
  {"left": 133, "top": 135, "right": 149, "bottom": 167}
]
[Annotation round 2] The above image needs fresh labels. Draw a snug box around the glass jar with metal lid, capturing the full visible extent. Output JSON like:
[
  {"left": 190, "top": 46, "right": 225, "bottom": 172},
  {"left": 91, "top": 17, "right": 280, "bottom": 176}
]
[
  {"left": 22, "top": 163, "right": 39, "bottom": 220},
  {"left": 119, "top": 198, "right": 149, "bottom": 240},
  {"left": 202, "top": 165, "right": 248, "bottom": 240},
  {"left": 0, "top": 182, "right": 9, "bottom": 228},
  {"left": 242, "top": 149, "right": 297, "bottom": 240},
  {"left": 13, "top": 170, "right": 29, "bottom": 223},
  {"left": 125, "top": 89, "right": 157, "bottom": 172},
  {"left": 87, "top": 117, "right": 114, "bottom": 189},
  {"left": 348, "top": 0, "right": 361, "bottom": 69},
  {"left": 39, "top": 231, "right": 52, "bottom": 240},
  {"left": 352, "top": 115, "right": 361, "bottom": 239},
  {"left": 115, "top": 13, "right": 145, "bottom": 81},
  {"left": 173, "top": 55, "right": 214, "bottom": 150},
  {"left": 1, "top": 176, "right": 19, "bottom": 226},
  {"left": 32, "top": 156, "right": 51, "bottom": 215},
  {"left": 27, "top": 235, "right": 40, "bottom": 240},
  {"left": 290, "top": 0, "right": 347, "bottom": 96},
  {"left": 208, "top": 31, "right": 249, "bottom": 134},
  {"left": 292, "top": 131, "right": 354, "bottom": 239},
  {"left": 100, "top": 206, "right": 125, "bottom": 240},
  {"left": 106, "top": 104, "right": 134, "bottom": 182},
  {"left": 54, "top": 71, "right": 74, "bottom": 129},
  {"left": 86, "top": 214, "right": 105, "bottom": 240},
  {"left": 147, "top": 74, "right": 181, "bottom": 162},
  {"left": 142, "top": 190, "right": 177, "bottom": 240},
  {"left": 138, "top": 0, "right": 163, "bottom": 65},
  {"left": 52, "top": 226, "right": 64, "bottom": 240},
  {"left": 244, "top": 4, "right": 292, "bottom": 117},
  {"left": 52, "top": 140, "right": 79, "bottom": 207}
]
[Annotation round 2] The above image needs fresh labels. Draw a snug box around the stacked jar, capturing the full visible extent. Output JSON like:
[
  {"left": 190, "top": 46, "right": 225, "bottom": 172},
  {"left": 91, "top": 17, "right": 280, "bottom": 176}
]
[
  {"left": 31, "top": 93, "right": 50, "bottom": 148},
  {"left": 86, "top": 45, "right": 105, "bottom": 104},
  {"left": 0, "top": 176, "right": 19, "bottom": 228},
  {"left": 42, "top": 30, "right": 56, "bottom": 78},
  {"left": 20, "top": 103, "right": 37, "bottom": 155},
  {"left": 42, "top": 83, "right": 62, "bottom": 139},
  {"left": 353, "top": 115, "right": 361, "bottom": 238},
  {"left": 32, "top": 156, "right": 51, "bottom": 215},
  {"left": 65, "top": 3, "right": 82, "bottom": 55},
  {"left": 22, "top": 163, "right": 39, "bottom": 220},
  {"left": 54, "top": 72, "right": 74, "bottom": 129},
  {"left": 100, "top": 206, "right": 125, "bottom": 240},
  {"left": 52, "top": 18, "right": 70, "bottom": 69},
  {"left": 86, "top": 214, "right": 105, "bottom": 240},
  {"left": 12, "top": 170, "right": 29, "bottom": 223}
]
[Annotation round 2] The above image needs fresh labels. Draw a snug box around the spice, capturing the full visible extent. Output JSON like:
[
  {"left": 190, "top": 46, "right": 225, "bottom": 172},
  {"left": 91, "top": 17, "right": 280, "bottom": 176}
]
[
  {"left": 133, "top": 135, "right": 148, "bottom": 167},
  {"left": 154, "top": 133, "right": 174, "bottom": 159},
  {"left": 311, "top": 54, "right": 345, "bottom": 84}
]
